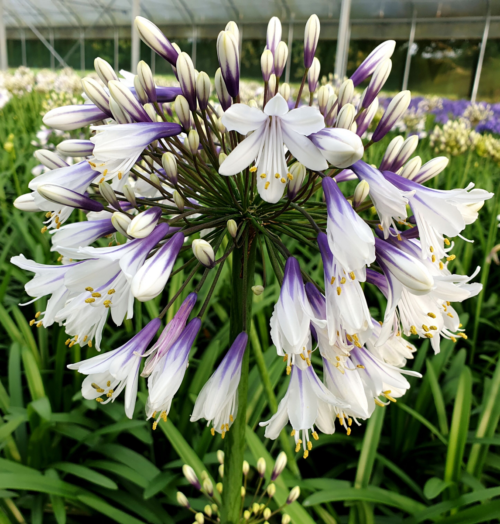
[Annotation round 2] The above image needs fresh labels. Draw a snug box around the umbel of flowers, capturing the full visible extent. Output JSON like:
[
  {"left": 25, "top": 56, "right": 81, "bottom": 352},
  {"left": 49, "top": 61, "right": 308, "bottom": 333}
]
[{"left": 12, "top": 13, "right": 492, "bottom": 520}]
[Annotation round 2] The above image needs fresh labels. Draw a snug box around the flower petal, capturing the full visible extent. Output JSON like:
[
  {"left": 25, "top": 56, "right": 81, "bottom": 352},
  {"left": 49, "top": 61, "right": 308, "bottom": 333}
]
[
  {"left": 282, "top": 124, "right": 328, "bottom": 171},
  {"left": 281, "top": 106, "right": 325, "bottom": 135},
  {"left": 219, "top": 122, "right": 267, "bottom": 176},
  {"left": 221, "top": 104, "right": 268, "bottom": 135},
  {"left": 264, "top": 93, "right": 289, "bottom": 117}
]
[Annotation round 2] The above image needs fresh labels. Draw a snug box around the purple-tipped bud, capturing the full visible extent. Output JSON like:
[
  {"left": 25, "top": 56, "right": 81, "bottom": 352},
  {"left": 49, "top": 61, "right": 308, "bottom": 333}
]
[
  {"left": 43, "top": 104, "right": 108, "bottom": 131},
  {"left": 399, "top": 156, "right": 422, "bottom": 179},
  {"left": 34, "top": 149, "right": 68, "bottom": 170},
  {"left": 81, "top": 77, "right": 111, "bottom": 116},
  {"left": 362, "top": 58, "right": 392, "bottom": 109},
  {"left": 57, "top": 139, "right": 94, "bottom": 157},
  {"left": 335, "top": 103, "right": 355, "bottom": 130},
  {"left": 215, "top": 68, "right": 232, "bottom": 111},
  {"left": 94, "top": 57, "right": 118, "bottom": 85},
  {"left": 271, "top": 451, "right": 287, "bottom": 481},
  {"left": 135, "top": 16, "right": 179, "bottom": 66},
  {"left": 176, "top": 52, "right": 197, "bottom": 111},
  {"left": 108, "top": 80, "right": 151, "bottom": 123},
  {"left": 356, "top": 98, "right": 379, "bottom": 137},
  {"left": 174, "top": 95, "right": 191, "bottom": 130},
  {"left": 350, "top": 40, "right": 396, "bottom": 87},
  {"left": 217, "top": 31, "right": 240, "bottom": 98},
  {"left": 372, "top": 90, "right": 411, "bottom": 143},
  {"left": 127, "top": 206, "right": 162, "bottom": 239},
  {"left": 338, "top": 79, "right": 354, "bottom": 109},
  {"left": 37, "top": 184, "right": 104, "bottom": 212},
  {"left": 196, "top": 71, "right": 211, "bottom": 111},
  {"left": 391, "top": 135, "right": 419, "bottom": 172},
  {"left": 287, "top": 162, "right": 306, "bottom": 199},
  {"left": 379, "top": 136, "right": 404, "bottom": 171},
  {"left": 412, "top": 156, "right": 449, "bottom": 184},
  {"left": 225, "top": 21, "right": 240, "bottom": 42},
  {"left": 307, "top": 57, "right": 321, "bottom": 94},
  {"left": 261, "top": 50, "right": 274, "bottom": 82},
  {"left": 98, "top": 182, "right": 121, "bottom": 210},
  {"left": 304, "top": 14, "right": 320, "bottom": 68},
  {"left": 182, "top": 465, "right": 201, "bottom": 490},
  {"left": 192, "top": 239, "right": 215, "bottom": 268},
  {"left": 266, "top": 17, "right": 282, "bottom": 55},
  {"left": 274, "top": 42, "right": 288, "bottom": 78},
  {"left": 162, "top": 152, "right": 178, "bottom": 185},
  {"left": 137, "top": 61, "right": 157, "bottom": 103},
  {"left": 133, "top": 76, "right": 148, "bottom": 105}
]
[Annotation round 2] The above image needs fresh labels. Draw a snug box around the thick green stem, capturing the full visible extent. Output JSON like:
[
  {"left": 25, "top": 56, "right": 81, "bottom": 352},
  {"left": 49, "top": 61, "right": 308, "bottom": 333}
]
[{"left": 221, "top": 231, "right": 257, "bottom": 524}]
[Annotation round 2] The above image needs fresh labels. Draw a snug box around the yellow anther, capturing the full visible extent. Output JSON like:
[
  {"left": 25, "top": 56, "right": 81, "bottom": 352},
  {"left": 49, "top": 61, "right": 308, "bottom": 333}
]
[
  {"left": 424, "top": 333, "right": 433, "bottom": 338},
  {"left": 91, "top": 292, "right": 101, "bottom": 298},
  {"left": 273, "top": 173, "right": 280, "bottom": 179},
  {"left": 312, "top": 431, "right": 319, "bottom": 440},
  {"left": 340, "top": 277, "right": 346, "bottom": 284},
  {"left": 85, "top": 287, "right": 94, "bottom": 292},
  {"left": 249, "top": 166, "right": 257, "bottom": 173},
  {"left": 96, "top": 398, "right": 104, "bottom": 403},
  {"left": 85, "top": 298, "right": 95, "bottom": 304},
  {"left": 162, "top": 411, "right": 167, "bottom": 422},
  {"left": 447, "top": 255, "right": 456, "bottom": 261},
  {"left": 287, "top": 173, "right": 293, "bottom": 180},
  {"left": 346, "top": 427, "right": 352, "bottom": 436},
  {"left": 306, "top": 358, "right": 311, "bottom": 366},
  {"left": 107, "top": 390, "right": 113, "bottom": 398},
  {"left": 356, "top": 365, "right": 365, "bottom": 369},
  {"left": 153, "top": 420, "right": 158, "bottom": 430},
  {"left": 88, "top": 161, "right": 96, "bottom": 168},
  {"left": 430, "top": 326, "right": 437, "bottom": 330},
  {"left": 88, "top": 340, "right": 93, "bottom": 347},
  {"left": 337, "top": 286, "right": 341, "bottom": 295},
  {"left": 211, "top": 427, "right": 215, "bottom": 436},
  {"left": 221, "top": 431, "right": 226, "bottom": 439},
  {"left": 283, "top": 355, "right": 288, "bottom": 362},
  {"left": 107, "top": 289, "right": 115, "bottom": 295},
  {"left": 346, "top": 334, "right": 353, "bottom": 342},
  {"left": 83, "top": 335, "right": 88, "bottom": 342},
  {"left": 295, "top": 443, "right": 301, "bottom": 453},
  {"left": 384, "top": 392, "right": 397, "bottom": 403},
  {"left": 410, "top": 325, "right": 418, "bottom": 335},
  {"left": 432, "top": 255, "right": 436, "bottom": 263},
  {"left": 459, "top": 323, "right": 463, "bottom": 327},
  {"left": 35, "top": 321, "right": 43, "bottom": 328},
  {"left": 29, "top": 319, "right": 35, "bottom": 326},
  {"left": 45, "top": 211, "right": 52, "bottom": 218},
  {"left": 422, "top": 325, "right": 429, "bottom": 332},
  {"left": 374, "top": 398, "right": 386, "bottom": 407},
  {"left": 99, "top": 177, "right": 105, "bottom": 184},
  {"left": 229, "top": 414, "right": 234, "bottom": 422},
  {"left": 265, "top": 182, "right": 270, "bottom": 189},
  {"left": 378, "top": 225, "right": 383, "bottom": 231},
  {"left": 349, "top": 272, "right": 355, "bottom": 280},
  {"left": 41, "top": 226, "right": 48, "bottom": 234},
  {"left": 430, "top": 246, "right": 434, "bottom": 253},
  {"left": 300, "top": 353, "right": 306, "bottom": 361},
  {"left": 260, "top": 173, "right": 266, "bottom": 178},
  {"left": 290, "top": 429, "right": 296, "bottom": 437},
  {"left": 331, "top": 276, "right": 335, "bottom": 284},
  {"left": 286, "top": 366, "right": 291, "bottom": 375},
  {"left": 348, "top": 417, "right": 352, "bottom": 427},
  {"left": 447, "top": 313, "right": 454, "bottom": 318},
  {"left": 428, "top": 312, "right": 436, "bottom": 318},
  {"left": 303, "top": 450, "right": 309, "bottom": 459},
  {"left": 439, "top": 262, "right": 444, "bottom": 270},
  {"left": 459, "top": 333, "right": 468, "bottom": 339},
  {"left": 54, "top": 216, "right": 60, "bottom": 224},
  {"left": 446, "top": 301, "right": 451, "bottom": 306},
  {"left": 103, "top": 300, "right": 112, "bottom": 307},
  {"left": 118, "top": 172, "right": 123, "bottom": 180},
  {"left": 444, "top": 238, "right": 451, "bottom": 246},
  {"left": 397, "top": 234, "right": 402, "bottom": 241},
  {"left": 451, "top": 336, "right": 457, "bottom": 343},
  {"left": 307, "top": 441, "right": 312, "bottom": 451},
  {"left": 56, "top": 223, "right": 61, "bottom": 230},
  {"left": 281, "top": 177, "right": 286, "bottom": 183}
]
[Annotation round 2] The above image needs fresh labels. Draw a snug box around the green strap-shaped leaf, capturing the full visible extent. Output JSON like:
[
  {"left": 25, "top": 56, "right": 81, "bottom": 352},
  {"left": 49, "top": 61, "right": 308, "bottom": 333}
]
[
  {"left": 0, "top": 474, "right": 79, "bottom": 498},
  {"left": 51, "top": 462, "right": 118, "bottom": 490},
  {"left": 77, "top": 495, "right": 146, "bottom": 524}
]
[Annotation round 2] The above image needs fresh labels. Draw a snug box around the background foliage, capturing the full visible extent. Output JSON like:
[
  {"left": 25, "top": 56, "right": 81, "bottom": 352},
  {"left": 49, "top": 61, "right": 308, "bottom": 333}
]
[{"left": 0, "top": 88, "right": 499, "bottom": 524}]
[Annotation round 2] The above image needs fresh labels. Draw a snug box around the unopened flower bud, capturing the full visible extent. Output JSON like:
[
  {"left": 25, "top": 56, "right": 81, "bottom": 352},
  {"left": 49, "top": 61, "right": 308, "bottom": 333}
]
[
  {"left": 304, "top": 14, "right": 320, "bottom": 68},
  {"left": 261, "top": 50, "right": 274, "bottom": 82},
  {"left": 174, "top": 95, "right": 191, "bottom": 129},
  {"left": 216, "top": 482, "right": 223, "bottom": 494},
  {"left": 162, "top": 152, "right": 178, "bottom": 185},
  {"left": 287, "top": 161, "right": 306, "bottom": 199},
  {"left": 271, "top": 451, "right": 287, "bottom": 480},
  {"left": 350, "top": 121, "right": 357, "bottom": 134},
  {"left": 127, "top": 206, "right": 161, "bottom": 238},
  {"left": 252, "top": 503, "right": 260, "bottom": 515},
  {"left": 135, "top": 16, "right": 179, "bottom": 66},
  {"left": 286, "top": 486, "right": 300, "bottom": 504},
  {"left": 200, "top": 471, "right": 208, "bottom": 481},
  {"left": 325, "top": 93, "right": 338, "bottom": 126},
  {"left": 278, "top": 82, "right": 290, "bottom": 101},
  {"left": 215, "top": 68, "right": 232, "bottom": 111},
  {"left": 243, "top": 510, "right": 251, "bottom": 520},
  {"left": 196, "top": 72, "right": 211, "bottom": 110},
  {"left": 99, "top": 181, "right": 120, "bottom": 209},
  {"left": 399, "top": 156, "right": 422, "bottom": 180},
  {"left": 266, "top": 16, "right": 282, "bottom": 55},
  {"left": 192, "top": 239, "right": 215, "bottom": 268},
  {"left": 177, "top": 491, "right": 190, "bottom": 508},
  {"left": 149, "top": 172, "right": 160, "bottom": 187},
  {"left": 335, "top": 103, "right": 356, "bottom": 129},
  {"left": 94, "top": 57, "right": 118, "bottom": 85},
  {"left": 257, "top": 457, "right": 266, "bottom": 477},
  {"left": 82, "top": 77, "right": 110, "bottom": 115},
  {"left": 242, "top": 460, "right": 250, "bottom": 475},
  {"left": 182, "top": 465, "right": 201, "bottom": 490},
  {"left": 274, "top": 42, "right": 288, "bottom": 78},
  {"left": 225, "top": 21, "right": 239, "bottom": 41},
  {"left": 307, "top": 57, "right": 321, "bottom": 94},
  {"left": 109, "top": 97, "right": 130, "bottom": 124},
  {"left": 268, "top": 74, "right": 276, "bottom": 97},
  {"left": 379, "top": 135, "right": 404, "bottom": 171},
  {"left": 176, "top": 52, "right": 197, "bottom": 111},
  {"left": 356, "top": 97, "right": 379, "bottom": 137},
  {"left": 392, "top": 135, "right": 419, "bottom": 172},
  {"left": 282, "top": 515, "right": 291, "bottom": 524},
  {"left": 218, "top": 465, "right": 224, "bottom": 478},
  {"left": 248, "top": 99, "right": 258, "bottom": 108},
  {"left": 353, "top": 180, "right": 370, "bottom": 208},
  {"left": 263, "top": 508, "right": 271, "bottom": 520},
  {"left": 217, "top": 31, "right": 239, "bottom": 98},
  {"left": 13, "top": 193, "right": 40, "bottom": 212},
  {"left": 338, "top": 79, "right": 354, "bottom": 109},
  {"left": 143, "top": 104, "right": 156, "bottom": 121},
  {"left": 203, "top": 478, "right": 213, "bottom": 497},
  {"left": 227, "top": 219, "right": 237, "bottom": 238},
  {"left": 173, "top": 190, "right": 184, "bottom": 211},
  {"left": 108, "top": 80, "right": 150, "bottom": 122},
  {"left": 37, "top": 184, "right": 104, "bottom": 212},
  {"left": 363, "top": 58, "right": 392, "bottom": 109},
  {"left": 217, "top": 118, "right": 226, "bottom": 133},
  {"left": 241, "top": 486, "right": 246, "bottom": 497},
  {"left": 350, "top": 40, "right": 396, "bottom": 86},
  {"left": 137, "top": 60, "right": 156, "bottom": 103},
  {"left": 252, "top": 285, "right": 264, "bottom": 296},
  {"left": 372, "top": 90, "right": 411, "bottom": 142},
  {"left": 34, "top": 149, "right": 68, "bottom": 170},
  {"left": 413, "top": 156, "right": 449, "bottom": 184},
  {"left": 195, "top": 512, "right": 204, "bottom": 524},
  {"left": 204, "top": 505, "right": 212, "bottom": 517},
  {"left": 133, "top": 75, "right": 148, "bottom": 104},
  {"left": 217, "top": 450, "right": 224, "bottom": 464},
  {"left": 317, "top": 86, "right": 329, "bottom": 115},
  {"left": 43, "top": 104, "right": 108, "bottom": 131},
  {"left": 219, "top": 152, "right": 227, "bottom": 166},
  {"left": 123, "top": 184, "right": 136, "bottom": 207},
  {"left": 187, "top": 130, "right": 200, "bottom": 155},
  {"left": 267, "top": 483, "right": 276, "bottom": 497},
  {"left": 57, "top": 139, "right": 94, "bottom": 157}
]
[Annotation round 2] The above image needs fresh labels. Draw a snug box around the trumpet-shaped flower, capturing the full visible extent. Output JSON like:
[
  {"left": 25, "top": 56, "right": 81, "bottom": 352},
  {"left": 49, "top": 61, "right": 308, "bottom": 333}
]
[
  {"left": 191, "top": 332, "right": 248, "bottom": 436},
  {"left": 219, "top": 94, "right": 327, "bottom": 203},
  {"left": 68, "top": 318, "right": 161, "bottom": 418},
  {"left": 309, "top": 128, "right": 364, "bottom": 168},
  {"left": 49, "top": 217, "right": 114, "bottom": 250}
]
